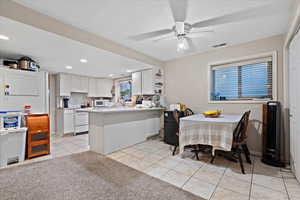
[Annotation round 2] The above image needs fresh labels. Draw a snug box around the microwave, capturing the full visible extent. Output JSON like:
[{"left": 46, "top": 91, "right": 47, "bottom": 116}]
[{"left": 94, "top": 100, "right": 110, "bottom": 107}]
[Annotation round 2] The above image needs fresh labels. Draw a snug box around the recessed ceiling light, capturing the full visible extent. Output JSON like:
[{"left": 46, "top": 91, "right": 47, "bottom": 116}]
[
  {"left": 126, "top": 69, "right": 132, "bottom": 73},
  {"left": 0, "top": 34, "right": 9, "bottom": 40},
  {"left": 65, "top": 65, "right": 73, "bottom": 69},
  {"left": 80, "top": 58, "right": 88, "bottom": 63},
  {"left": 109, "top": 74, "right": 114, "bottom": 77}
]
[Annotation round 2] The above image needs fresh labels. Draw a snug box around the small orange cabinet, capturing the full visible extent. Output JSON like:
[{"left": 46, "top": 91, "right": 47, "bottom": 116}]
[{"left": 25, "top": 114, "right": 50, "bottom": 159}]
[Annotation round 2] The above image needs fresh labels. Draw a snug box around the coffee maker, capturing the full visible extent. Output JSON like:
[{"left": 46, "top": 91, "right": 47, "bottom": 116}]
[{"left": 62, "top": 98, "right": 70, "bottom": 108}]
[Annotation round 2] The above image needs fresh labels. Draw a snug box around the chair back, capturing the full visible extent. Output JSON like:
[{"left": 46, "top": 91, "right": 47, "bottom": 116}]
[
  {"left": 233, "top": 111, "right": 251, "bottom": 144},
  {"left": 184, "top": 108, "right": 194, "bottom": 117},
  {"left": 172, "top": 109, "right": 181, "bottom": 125}
]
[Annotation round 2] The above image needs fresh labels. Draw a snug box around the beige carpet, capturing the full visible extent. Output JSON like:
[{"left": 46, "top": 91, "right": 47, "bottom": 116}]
[{"left": 0, "top": 151, "right": 204, "bottom": 200}]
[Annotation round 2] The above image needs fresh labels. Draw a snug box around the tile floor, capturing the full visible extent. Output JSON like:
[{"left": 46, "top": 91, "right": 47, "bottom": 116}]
[
  {"left": 4, "top": 133, "right": 90, "bottom": 167},
  {"left": 107, "top": 138, "right": 300, "bottom": 200},
  {"left": 4, "top": 134, "right": 300, "bottom": 200}
]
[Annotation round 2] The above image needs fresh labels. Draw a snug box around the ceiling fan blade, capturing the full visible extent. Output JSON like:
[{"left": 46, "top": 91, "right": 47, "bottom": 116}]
[
  {"left": 188, "top": 30, "right": 214, "bottom": 38},
  {"left": 169, "top": 0, "right": 188, "bottom": 22},
  {"left": 185, "top": 37, "right": 197, "bottom": 51},
  {"left": 130, "top": 29, "right": 173, "bottom": 41},
  {"left": 192, "top": 3, "right": 282, "bottom": 28},
  {"left": 152, "top": 35, "right": 177, "bottom": 42}
]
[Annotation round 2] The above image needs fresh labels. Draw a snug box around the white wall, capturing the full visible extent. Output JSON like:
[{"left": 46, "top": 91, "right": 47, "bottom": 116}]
[
  {"left": 49, "top": 74, "right": 56, "bottom": 134},
  {"left": 0, "top": 68, "right": 49, "bottom": 113},
  {"left": 164, "top": 35, "right": 285, "bottom": 157}
]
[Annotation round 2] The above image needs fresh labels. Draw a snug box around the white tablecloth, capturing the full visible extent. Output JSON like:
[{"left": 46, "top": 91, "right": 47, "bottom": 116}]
[{"left": 179, "top": 114, "right": 242, "bottom": 154}]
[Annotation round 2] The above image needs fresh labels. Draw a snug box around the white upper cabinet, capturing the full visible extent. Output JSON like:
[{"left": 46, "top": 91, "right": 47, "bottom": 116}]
[
  {"left": 131, "top": 67, "right": 164, "bottom": 96},
  {"left": 81, "top": 77, "right": 89, "bottom": 93},
  {"left": 5, "top": 70, "right": 40, "bottom": 96},
  {"left": 71, "top": 75, "right": 88, "bottom": 93},
  {"left": 142, "top": 69, "right": 154, "bottom": 95},
  {"left": 97, "top": 79, "right": 113, "bottom": 97},
  {"left": 58, "top": 74, "right": 72, "bottom": 96},
  {"left": 88, "top": 78, "right": 97, "bottom": 97},
  {"left": 132, "top": 71, "right": 142, "bottom": 96}
]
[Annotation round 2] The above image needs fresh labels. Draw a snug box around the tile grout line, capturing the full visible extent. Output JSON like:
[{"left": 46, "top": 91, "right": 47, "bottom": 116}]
[
  {"left": 180, "top": 160, "right": 205, "bottom": 189},
  {"left": 208, "top": 163, "right": 228, "bottom": 200},
  {"left": 282, "top": 172, "right": 292, "bottom": 200},
  {"left": 248, "top": 157, "right": 255, "bottom": 200}
]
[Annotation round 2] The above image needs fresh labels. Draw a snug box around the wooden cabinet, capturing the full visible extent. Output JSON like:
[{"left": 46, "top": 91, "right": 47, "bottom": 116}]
[
  {"left": 132, "top": 71, "right": 142, "bottom": 95},
  {"left": 142, "top": 69, "right": 154, "bottom": 95},
  {"left": 57, "top": 74, "right": 72, "bottom": 96},
  {"left": 25, "top": 114, "right": 50, "bottom": 159}
]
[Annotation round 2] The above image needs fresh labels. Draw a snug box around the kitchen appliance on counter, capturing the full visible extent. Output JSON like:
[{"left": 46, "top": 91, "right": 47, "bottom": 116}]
[
  {"left": 94, "top": 99, "right": 111, "bottom": 107},
  {"left": 142, "top": 100, "right": 152, "bottom": 108},
  {"left": 63, "top": 98, "right": 70, "bottom": 108}
]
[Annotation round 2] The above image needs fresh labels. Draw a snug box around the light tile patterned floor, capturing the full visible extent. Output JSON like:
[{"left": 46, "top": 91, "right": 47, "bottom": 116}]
[
  {"left": 5, "top": 134, "right": 300, "bottom": 200},
  {"left": 4, "top": 133, "right": 90, "bottom": 167},
  {"left": 107, "top": 138, "right": 300, "bottom": 200}
]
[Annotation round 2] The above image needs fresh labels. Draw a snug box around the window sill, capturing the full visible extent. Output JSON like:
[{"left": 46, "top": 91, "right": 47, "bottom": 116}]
[{"left": 208, "top": 100, "right": 272, "bottom": 104}]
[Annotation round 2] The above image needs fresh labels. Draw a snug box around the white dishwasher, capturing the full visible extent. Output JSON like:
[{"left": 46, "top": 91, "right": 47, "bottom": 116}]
[{"left": 74, "top": 111, "right": 89, "bottom": 135}]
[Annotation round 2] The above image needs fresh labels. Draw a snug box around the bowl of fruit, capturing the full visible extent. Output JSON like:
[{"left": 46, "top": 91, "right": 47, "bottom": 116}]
[{"left": 202, "top": 110, "right": 221, "bottom": 118}]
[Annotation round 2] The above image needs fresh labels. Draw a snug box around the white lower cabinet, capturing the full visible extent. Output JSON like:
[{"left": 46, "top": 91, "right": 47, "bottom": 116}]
[
  {"left": 57, "top": 109, "right": 89, "bottom": 136},
  {"left": 145, "top": 118, "right": 160, "bottom": 138},
  {"left": 56, "top": 109, "right": 74, "bottom": 136},
  {"left": 64, "top": 111, "right": 74, "bottom": 134}
]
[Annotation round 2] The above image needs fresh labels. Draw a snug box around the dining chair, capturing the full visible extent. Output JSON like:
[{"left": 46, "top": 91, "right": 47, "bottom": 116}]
[
  {"left": 171, "top": 108, "right": 200, "bottom": 157},
  {"left": 171, "top": 109, "right": 181, "bottom": 155},
  {"left": 211, "top": 111, "right": 251, "bottom": 174}
]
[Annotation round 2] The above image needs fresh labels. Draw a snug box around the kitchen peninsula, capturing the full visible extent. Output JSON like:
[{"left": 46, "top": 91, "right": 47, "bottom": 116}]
[{"left": 79, "top": 107, "right": 163, "bottom": 154}]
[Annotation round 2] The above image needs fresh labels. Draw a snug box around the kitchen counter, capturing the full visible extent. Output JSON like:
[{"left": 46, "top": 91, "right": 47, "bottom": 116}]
[
  {"left": 76, "top": 106, "right": 164, "bottom": 113},
  {"left": 87, "top": 106, "right": 163, "bottom": 155}
]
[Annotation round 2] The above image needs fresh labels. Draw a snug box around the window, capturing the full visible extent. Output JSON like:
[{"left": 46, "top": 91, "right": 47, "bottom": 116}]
[
  {"left": 210, "top": 54, "right": 275, "bottom": 102},
  {"left": 119, "top": 80, "right": 132, "bottom": 101}
]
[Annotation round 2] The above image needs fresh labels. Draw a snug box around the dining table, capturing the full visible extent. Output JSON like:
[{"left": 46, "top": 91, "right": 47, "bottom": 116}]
[{"left": 179, "top": 113, "right": 243, "bottom": 155}]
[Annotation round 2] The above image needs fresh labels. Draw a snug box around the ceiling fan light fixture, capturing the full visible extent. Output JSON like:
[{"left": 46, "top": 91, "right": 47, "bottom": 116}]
[{"left": 177, "top": 37, "right": 189, "bottom": 52}]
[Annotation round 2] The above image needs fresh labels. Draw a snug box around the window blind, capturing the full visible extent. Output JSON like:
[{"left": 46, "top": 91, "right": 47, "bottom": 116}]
[{"left": 211, "top": 57, "right": 273, "bottom": 101}]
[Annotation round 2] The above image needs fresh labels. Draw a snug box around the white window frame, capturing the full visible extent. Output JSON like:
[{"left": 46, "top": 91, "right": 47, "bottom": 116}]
[{"left": 208, "top": 51, "right": 278, "bottom": 104}]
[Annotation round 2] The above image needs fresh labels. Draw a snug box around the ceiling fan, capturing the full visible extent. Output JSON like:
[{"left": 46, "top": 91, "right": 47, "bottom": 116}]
[{"left": 130, "top": 0, "right": 282, "bottom": 52}]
